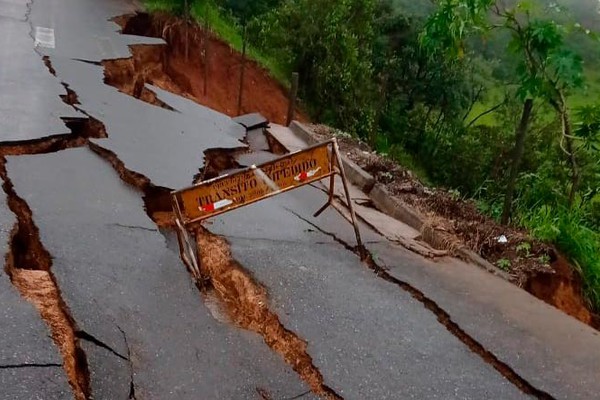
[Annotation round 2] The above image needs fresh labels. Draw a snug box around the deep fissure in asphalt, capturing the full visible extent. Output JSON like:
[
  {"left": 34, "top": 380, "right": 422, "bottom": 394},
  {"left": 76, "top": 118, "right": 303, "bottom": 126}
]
[
  {"left": 88, "top": 137, "right": 343, "bottom": 399},
  {"left": 287, "top": 209, "right": 556, "bottom": 400},
  {"left": 0, "top": 155, "right": 90, "bottom": 400},
  {"left": 200, "top": 147, "right": 247, "bottom": 181},
  {"left": 0, "top": 113, "right": 111, "bottom": 400},
  {"left": 196, "top": 228, "right": 343, "bottom": 399}
]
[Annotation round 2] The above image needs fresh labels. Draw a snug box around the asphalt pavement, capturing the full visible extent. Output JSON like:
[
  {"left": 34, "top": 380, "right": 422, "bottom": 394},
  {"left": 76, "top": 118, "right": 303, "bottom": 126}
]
[
  {"left": 49, "top": 57, "right": 246, "bottom": 189},
  {"left": 1, "top": 0, "right": 600, "bottom": 399},
  {"left": 0, "top": 180, "right": 71, "bottom": 399},
  {"left": 0, "top": 1, "right": 74, "bottom": 397},
  {"left": 371, "top": 241, "right": 600, "bottom": 399},
  {"left": 6, "top": 149, "right": 312, "bottom": 400},
  {"left": 0, "top": 1, "right": 81, "bottom": 141},
  {"left": 208, "top": 187, "right": 525, "bottom": 399}
]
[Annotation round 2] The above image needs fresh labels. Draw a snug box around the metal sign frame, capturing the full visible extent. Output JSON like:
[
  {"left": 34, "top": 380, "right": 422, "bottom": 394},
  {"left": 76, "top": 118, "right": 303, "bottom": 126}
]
[
  {"left": 172, "top": 196, "right": 201, "bottom": 279},
  {"left": 171, "top": 138, "right": 365, "bottom": 274}
]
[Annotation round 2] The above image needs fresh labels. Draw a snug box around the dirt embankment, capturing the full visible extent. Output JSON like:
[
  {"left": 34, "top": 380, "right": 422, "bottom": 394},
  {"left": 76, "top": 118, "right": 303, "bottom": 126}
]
[{"left": 107, "top": 12, "right": 305, "bottom": 125}]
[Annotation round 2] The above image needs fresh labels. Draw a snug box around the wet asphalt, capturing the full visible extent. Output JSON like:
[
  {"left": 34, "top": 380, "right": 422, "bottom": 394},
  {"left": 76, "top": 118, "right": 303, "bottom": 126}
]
[{"left": 1, "top": 0, "right": 600, "bottom": 399}]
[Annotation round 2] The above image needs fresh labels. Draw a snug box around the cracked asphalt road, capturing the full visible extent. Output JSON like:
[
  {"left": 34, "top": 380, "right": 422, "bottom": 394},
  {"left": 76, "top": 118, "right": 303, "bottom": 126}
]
[
  {"left": 209, "top": 189, "right": 527, "bottom": 399},
  {"left": 0, "top": 187, "right": 71, "bottom": 400},
  {"left": 2, "top": 0, "right": 600, "bottom": 399},
  {"left": 6, "top": 148, "right": 311, "bottom": 399}
]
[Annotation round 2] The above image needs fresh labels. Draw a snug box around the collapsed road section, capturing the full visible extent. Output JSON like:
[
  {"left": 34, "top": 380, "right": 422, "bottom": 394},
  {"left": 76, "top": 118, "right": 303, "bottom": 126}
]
[
  {"left": 0, "top": 158, "right": 89, "bottom": 400},
  {"left": 0, "top": 171, "right": 73, "bottom": 400},
  {"left": 86, "top": 137, "right": 337, "bottom": 398},
  {"left": 48, "top": 56, "right": 247, "bottom": 190},
  {"left": 5, "top": 148, "right": 315, "bottom": 399},
  {"left": 0, "top": 124, "right": 109, "bottom": 400}
]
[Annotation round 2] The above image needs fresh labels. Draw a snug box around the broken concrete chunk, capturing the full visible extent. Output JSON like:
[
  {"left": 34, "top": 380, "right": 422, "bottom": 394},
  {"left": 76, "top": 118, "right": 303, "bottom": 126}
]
[{"left": 234, "top": 113, "right": 270, "bottom": 131}]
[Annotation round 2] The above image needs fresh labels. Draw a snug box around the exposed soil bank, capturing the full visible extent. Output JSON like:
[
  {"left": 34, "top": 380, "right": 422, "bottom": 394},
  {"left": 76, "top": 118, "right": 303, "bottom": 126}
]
[
  {"left": 526, "top": 256, "right": 599, "bottom": 328},
  {"left": 107, "top": 12, "right": 304, "bottom": 124}
]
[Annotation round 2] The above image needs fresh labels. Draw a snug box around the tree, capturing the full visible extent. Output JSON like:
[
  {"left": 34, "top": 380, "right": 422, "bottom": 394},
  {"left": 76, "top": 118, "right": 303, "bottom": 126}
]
[
  {"left": 502, "top": 98, "right": 533, "bottom": 223},
  {"left": 251, "top": 0, "right": 378, "bottom": 136},
  {"left": 422, "top": 0, "right": 590, "bottom": 222},
  {"left": 370, "top": 3, "right": 479, "bottom": 161}
]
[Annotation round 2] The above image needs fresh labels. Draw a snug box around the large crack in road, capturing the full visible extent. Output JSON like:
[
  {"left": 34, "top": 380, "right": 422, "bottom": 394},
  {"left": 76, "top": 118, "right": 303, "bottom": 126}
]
[
  {"left": 0, "top": 105, "right": 118, "bottom": 400},
  {"left": 286, "top": 209, "right": 555, "bottom": 400},
  {"left": 0, "top": 155, "right": 90, "bottom": 400},
  {"left": 87, "top": 136, "right": 341, "bottom": 398},
  {"left": 196, "top": 229, "right": 342, "bottom": 399},
  {"left": 69, "top": 14, "right": 553, "bottom": 398}
]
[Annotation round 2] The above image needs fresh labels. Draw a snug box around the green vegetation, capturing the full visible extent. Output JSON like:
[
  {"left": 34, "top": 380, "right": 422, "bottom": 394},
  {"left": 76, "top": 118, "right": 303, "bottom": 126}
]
[
  {"left": 143, "top": 0, "right": 600, "bottom": 311},
  {"left": 497, "top": 258, "right": 512, "bottom": 271},
  {"left": 143, "top": 0, "right": 288, "bottom": 83}
]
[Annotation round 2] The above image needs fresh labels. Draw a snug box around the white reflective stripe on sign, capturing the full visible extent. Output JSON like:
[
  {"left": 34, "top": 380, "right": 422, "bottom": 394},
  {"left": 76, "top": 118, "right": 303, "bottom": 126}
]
[{"left": 34, "top": 27, "right": 55, "bottom": 48}]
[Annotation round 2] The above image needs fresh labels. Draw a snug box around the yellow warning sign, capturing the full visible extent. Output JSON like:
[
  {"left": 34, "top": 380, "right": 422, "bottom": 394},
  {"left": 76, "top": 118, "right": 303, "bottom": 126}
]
[{"left": 173, "top": 142, "right": 333, "bottom": 223}]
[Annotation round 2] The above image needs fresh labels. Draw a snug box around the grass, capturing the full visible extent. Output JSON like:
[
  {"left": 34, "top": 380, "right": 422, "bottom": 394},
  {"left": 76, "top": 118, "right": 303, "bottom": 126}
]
[
  {"left": 143, "top": 0, "right": 289, "bottom": 85},
  {"left": 372, "top": 132, "right": 433, "bottom": 185},
  {"left": 388, "top": 145, "right": 433, "bottom": 186},
  {"left": 569, "top": 68, "right": 600, "bottom": 110},
  {"left": 143, "top": 0, "right": 182, "bottom": 13},
  {"left": 520, "top": 205, "right": 600, "bottom": 311}
]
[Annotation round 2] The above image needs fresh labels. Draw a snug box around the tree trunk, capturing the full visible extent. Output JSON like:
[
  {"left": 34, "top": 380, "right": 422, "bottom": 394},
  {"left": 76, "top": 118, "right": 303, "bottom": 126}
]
[
  {"left": 552, "top": 92, "right": 579, "bottom": 208},
  {"left": 561, "top": 110, "right": 579, "bottom": 207},
  {"left": 372, "top": 71, "right": 389, "bottom": 147},
  {"left": 501, "top": 98, "right": 534, "bottom": 224}
]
